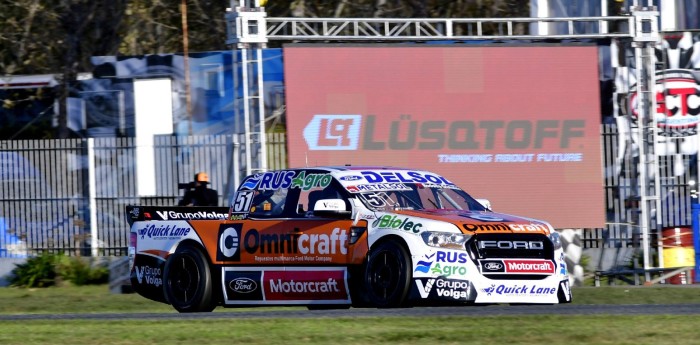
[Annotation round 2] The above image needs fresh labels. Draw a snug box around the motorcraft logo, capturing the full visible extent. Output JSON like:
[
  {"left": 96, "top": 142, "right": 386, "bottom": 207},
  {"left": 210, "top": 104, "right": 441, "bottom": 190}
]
[
  {"left": 303, "top": 114, "right": 584, "bottom": 151},
  {"left": 504, "top": 259, "right": 555, "bottom": 274},
  {"left": 263, "top": 269, "right": 350, "bottom": 301},
  {"left": 481, "top": 284, "right": 556, "bottom": 296},
  {"left": 155, "top": 210, "right": 227, "bottom": 220},
  {"left": 137, "top": 223, "right": 191, "bottom": 240},
  {"left": 134, "top": 265, "right": 162, "bottom": 287}
]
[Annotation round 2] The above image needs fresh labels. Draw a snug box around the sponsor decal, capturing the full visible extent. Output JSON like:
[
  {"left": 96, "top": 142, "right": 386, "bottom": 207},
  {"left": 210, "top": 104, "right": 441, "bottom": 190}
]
[
  {"left": 480, "top": 260, "right": 505, "bottom": 272},
  {"left": 224, "top": 270, "right": 264, "bottom": 302},
  {"left": 348, "top": 183, "right": 412, "bottom": 192},
  {"left": 414, "top": 251, "right": 468, "bottom": 278},
  {"left": 481, "top": 284, "right": 556, "bottom": 296},
  {"left": 218, "top": 224, "right": 242, "bottom": 261},
  {"left": 477, "top": 240, "right": 544, "bottom": 250},
  {"left": 230, "top": 277, "right": 257, "bottom": 294},
  {"left": 503, "top": 259, "right": 555, "bottom": 274},
  {"left": 129, "top": 207, "right": 140, "bottom": 219},
  {"left": 155, "top": 210, "right": 228, "bottom": 220},
  {"left": 263, "top": 269, "right": 350, "bottom": 301},
  {"left": 137, "top": 223, "right": 191, "bottom": 240},
  {"left": 240, "top": 173, "right": 263, "bottom": 190},
  {"left": 241, "top": 228, "right": 348, "bottom": 261},
  {"left": 360, "top": 170, "right": 455, "bottom": 186},
  {"left": 463, "top": 222, "right": 549, "bottom": 233},
  {"left": 559, "top": 253, "right": 568, "bottom": 276},
  {"left": 372, "top": 215, "right": 423, "bottom": 233},
  {"left": 339, "top": 175, "right": 363, "bottom": 181},
  {"left": 134, "top": 265, "right": 162, "bottom": 287},
  {"left": 303, "top": 114, "right": 362, "bottom": 150},
  {"left": 415, "top": 278, "right": 470, "bottom": 300},
  {"left": 254, "top": 170, "right": 333, "bottom": 191}
]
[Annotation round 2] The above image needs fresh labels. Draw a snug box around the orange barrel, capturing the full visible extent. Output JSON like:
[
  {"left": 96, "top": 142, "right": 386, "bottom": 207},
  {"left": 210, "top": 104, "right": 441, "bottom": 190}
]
[{"left": 662, "top": 227, "right": 695, "bottom": 284}]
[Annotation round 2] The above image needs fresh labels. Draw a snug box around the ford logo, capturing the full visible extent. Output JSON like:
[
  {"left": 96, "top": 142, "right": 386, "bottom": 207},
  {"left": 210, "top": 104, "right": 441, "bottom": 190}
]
[
  {"left": 484, "top": 262, "right": 503, "bottom": 271},
  {"left": 229, "top": 277, "right": 257, "bottom": 293},
  {"left": 339, "top": 175, "right": 362, "bottom": 181}
]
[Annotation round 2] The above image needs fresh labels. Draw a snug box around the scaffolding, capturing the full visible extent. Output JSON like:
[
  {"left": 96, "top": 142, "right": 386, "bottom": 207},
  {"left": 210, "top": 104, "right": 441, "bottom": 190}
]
[{"left": 225, "top": 1, "right": 662, "bottom": 281}]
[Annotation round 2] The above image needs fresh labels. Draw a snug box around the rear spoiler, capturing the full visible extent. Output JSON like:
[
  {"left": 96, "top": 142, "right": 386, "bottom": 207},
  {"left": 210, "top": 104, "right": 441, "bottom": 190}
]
[{"left": 125, "top": 205, "right": 229, "bottom": 227}]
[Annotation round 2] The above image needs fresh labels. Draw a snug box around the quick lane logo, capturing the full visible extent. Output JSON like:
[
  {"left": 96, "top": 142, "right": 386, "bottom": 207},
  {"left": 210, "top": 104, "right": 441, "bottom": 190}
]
[
  {"left": 304, "top": 114, "right": 585, "bottom": 151},
  {"left": 217, "top": 224, "right": 242, "bottom": 262},
  {"left": 304, "top": 115, "right": 362, "bottom": 150}
]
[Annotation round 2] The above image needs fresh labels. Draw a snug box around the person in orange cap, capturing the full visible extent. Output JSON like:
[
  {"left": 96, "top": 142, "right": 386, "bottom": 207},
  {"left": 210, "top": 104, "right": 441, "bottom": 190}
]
[{"left": 178, "top": 172, "right": 219, "bottom": 206}]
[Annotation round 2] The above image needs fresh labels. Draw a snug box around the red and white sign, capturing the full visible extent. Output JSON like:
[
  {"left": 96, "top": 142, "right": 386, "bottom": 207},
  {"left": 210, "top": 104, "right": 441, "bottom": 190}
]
[
  {"left": 263, "top": 268, "right": 350, "bottom": 302},
  {"left": 284, "top": 45, "right": 605, "bottom": 229},
  {"left": 503, "top": 259, "right": 555, "bottom": 274}
]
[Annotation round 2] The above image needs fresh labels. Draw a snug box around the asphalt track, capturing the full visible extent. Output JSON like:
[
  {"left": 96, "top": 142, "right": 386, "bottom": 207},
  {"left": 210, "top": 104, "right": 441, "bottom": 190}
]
[{"left": 2, "top": 304, "right": 700, "bottom": 321}]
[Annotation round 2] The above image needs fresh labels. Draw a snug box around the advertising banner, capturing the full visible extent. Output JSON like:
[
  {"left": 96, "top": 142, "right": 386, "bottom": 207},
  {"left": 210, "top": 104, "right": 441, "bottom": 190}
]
[{"left": 284, "top": 45, "right": 604, "bottom": 228}]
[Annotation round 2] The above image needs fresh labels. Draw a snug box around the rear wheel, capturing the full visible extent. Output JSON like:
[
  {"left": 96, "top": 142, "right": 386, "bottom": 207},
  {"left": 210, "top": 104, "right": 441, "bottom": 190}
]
[
  {"left": 163, "top": 245, "right": 215, "bottom": 312},
  {"left": 363, "top": 240, "right": 411, "bottom": 308}
]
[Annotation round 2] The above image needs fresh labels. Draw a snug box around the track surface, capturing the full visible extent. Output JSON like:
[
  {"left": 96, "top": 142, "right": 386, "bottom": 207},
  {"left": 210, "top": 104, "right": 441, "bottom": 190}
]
[{"left": 2, "top": 304, "right": 700, "bottom": 321}]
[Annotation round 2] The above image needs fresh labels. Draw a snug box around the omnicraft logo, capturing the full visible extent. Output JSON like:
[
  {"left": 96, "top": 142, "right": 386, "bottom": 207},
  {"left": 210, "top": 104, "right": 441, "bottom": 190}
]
[
  {"left": 303, "top": 115, "right": 362, "bottom": 150},
  {"left": 303, "top": 114, "right": 585, "bottom": 151}
]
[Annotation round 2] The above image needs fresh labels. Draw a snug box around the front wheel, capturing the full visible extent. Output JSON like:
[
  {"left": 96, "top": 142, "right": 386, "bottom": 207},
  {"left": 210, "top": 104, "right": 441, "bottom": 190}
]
[
  {"left": 163, "top": 245, "right": 215, "bottom": 312},
  {"left": 363, "top": 240, "right": 412, "bottom": 308}
]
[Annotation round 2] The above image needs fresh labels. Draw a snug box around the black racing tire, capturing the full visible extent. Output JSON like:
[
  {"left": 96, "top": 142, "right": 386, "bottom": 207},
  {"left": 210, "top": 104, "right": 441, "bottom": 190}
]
[
  {"left": 163, "top": 245, "right": 215, "bottom": 313},
  {"left": 363, "top": 240, "right": 412, "bottom": 308}
]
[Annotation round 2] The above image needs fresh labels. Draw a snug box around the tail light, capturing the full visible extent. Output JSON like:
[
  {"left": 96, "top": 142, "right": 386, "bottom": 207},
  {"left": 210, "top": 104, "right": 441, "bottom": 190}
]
[{"left": 128, "top": 231, "right": 137, "bottom": 270}]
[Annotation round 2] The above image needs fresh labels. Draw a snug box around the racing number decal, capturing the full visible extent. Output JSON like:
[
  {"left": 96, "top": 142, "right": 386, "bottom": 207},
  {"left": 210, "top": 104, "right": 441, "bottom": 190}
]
[
  {"left": 232, "top": 191, "right": 254, "bottom": 213},
  {"left": 359, "top": 192, "right": 395, "bottom": 208}
]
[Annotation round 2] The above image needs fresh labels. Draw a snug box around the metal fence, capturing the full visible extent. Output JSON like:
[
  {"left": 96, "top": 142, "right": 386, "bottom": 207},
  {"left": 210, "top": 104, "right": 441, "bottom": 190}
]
[
  {"left": 0, "top": 133, "right": 287, "bottom": 257},
  {"left": 0, "top": 126, "right": 696, "bottom": 261}
]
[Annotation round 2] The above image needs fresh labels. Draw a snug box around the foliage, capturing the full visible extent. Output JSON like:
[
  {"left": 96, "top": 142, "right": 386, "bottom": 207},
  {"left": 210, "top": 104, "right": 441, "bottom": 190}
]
[
  {"left": 8, "top": 252, "right": 60, "bottom": 288},
  {"left": 9, "top": 252, "right": 109, "bottom": 288},
  {"left": 56, "top": 256, "right": 110, "bottom": 286}
]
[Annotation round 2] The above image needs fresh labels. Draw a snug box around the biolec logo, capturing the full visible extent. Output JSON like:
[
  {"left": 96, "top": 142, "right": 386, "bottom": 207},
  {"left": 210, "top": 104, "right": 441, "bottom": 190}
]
[{"left": 303, "top": 115, "right": 362, "bottom": 150}]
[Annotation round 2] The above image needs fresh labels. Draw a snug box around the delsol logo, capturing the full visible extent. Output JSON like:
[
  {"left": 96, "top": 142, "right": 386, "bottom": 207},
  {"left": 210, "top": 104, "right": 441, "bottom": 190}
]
[{"left": 303, "top": 115, "right": 362, "bottom": 150}]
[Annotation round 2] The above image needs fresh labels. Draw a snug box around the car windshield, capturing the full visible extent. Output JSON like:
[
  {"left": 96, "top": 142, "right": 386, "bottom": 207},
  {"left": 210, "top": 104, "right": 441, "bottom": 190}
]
[{"left": 355, "top": 184, "right": 487, "bottom": 212}]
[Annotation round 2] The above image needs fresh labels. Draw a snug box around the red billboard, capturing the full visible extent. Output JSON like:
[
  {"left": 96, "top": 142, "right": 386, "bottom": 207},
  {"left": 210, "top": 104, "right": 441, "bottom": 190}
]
[{"left": 284, "top": 45, "right": 604, "bottom": 229}]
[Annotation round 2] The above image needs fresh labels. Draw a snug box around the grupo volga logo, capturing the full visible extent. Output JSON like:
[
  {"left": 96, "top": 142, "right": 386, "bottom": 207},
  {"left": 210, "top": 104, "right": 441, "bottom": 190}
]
[{"left": 303, "top": 115, "right": 362, "bottom": 150}]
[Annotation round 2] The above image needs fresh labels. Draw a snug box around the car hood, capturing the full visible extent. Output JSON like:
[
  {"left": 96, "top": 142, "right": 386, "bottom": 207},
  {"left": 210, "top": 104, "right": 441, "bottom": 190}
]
[{"left": 390, "top": 209, "right": 552, "bottom": 235}]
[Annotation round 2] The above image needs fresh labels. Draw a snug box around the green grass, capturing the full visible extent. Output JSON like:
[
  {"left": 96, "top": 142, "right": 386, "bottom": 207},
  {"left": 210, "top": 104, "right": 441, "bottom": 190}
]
[{"left": 1, "top": 285, "right": 700, "bottom": 345}]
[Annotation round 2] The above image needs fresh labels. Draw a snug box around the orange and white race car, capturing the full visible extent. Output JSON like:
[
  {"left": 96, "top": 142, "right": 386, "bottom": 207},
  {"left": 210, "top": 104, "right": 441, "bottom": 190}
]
[{"left": 126, "top": 166, "right": 571, "bottom": 312}]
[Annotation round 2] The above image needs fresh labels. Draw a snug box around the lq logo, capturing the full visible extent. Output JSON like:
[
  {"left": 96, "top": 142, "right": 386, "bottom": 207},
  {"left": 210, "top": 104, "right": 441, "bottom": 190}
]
[{"left": 303, "top": 115, "right": 362, "bottom": 150}]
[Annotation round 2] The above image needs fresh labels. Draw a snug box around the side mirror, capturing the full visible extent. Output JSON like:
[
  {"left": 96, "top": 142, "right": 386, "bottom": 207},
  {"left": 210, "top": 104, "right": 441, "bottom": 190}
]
[
  {"left": 476, "top": 198, "right": 492, "bottom": 210},
  {"left": 313, "top": 199, "right": 351, "bottom": 217}
]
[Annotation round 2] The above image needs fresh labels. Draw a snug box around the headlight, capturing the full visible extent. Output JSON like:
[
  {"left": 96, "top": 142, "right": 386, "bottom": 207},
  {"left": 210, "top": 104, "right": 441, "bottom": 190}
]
[
  {"left": 549, "top": 231, "right": 562, "bottom": 250},
  {"left": 421, "top": 231, "right": 470, "bottom": 250}
]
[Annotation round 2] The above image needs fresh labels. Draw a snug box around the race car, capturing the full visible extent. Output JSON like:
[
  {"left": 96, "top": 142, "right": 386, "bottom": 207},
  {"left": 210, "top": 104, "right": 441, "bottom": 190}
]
[{"left": 126, "top": 166, "right": 571, "bottom": 312}]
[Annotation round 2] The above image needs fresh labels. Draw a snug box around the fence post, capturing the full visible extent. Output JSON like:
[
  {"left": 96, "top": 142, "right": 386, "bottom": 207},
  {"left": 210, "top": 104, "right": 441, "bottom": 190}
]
[
  {"left": 692, "top": 202, "right": 700, "bottom": 283},
  {"left": 87, "top": 138, "right": 98, "bottom": 256}
]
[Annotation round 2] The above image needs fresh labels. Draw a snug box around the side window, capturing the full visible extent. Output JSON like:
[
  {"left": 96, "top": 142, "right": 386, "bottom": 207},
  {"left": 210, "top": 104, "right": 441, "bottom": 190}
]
[
  {"left": 248, "top": 188, "right": 289, "bottom": 218},
  {"left": 297, "top": 183, "right": 348, "bottom": 218}
]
